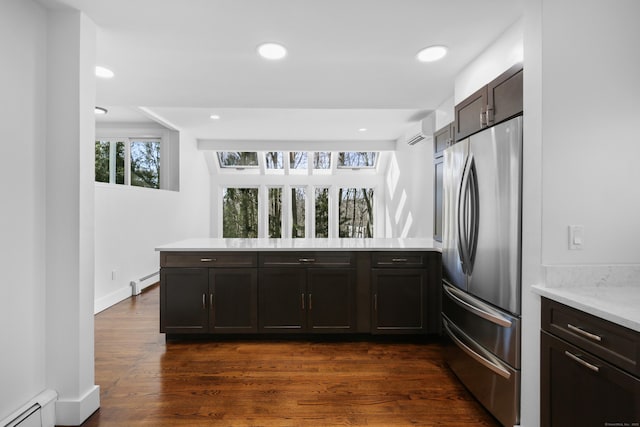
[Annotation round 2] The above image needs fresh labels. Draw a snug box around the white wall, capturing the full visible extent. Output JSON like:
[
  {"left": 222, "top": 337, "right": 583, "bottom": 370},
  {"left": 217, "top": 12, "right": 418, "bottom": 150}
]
[
  {"left": 0, "top": 0, "right": 47, "bottom": 421},
  {"left": 385, "top": 140, "right": 433, "bottom": 238},
  {"left": 540, "top": 0, "right": 640, "bottom": 266},
  {"left": 455, "top": 18, "right": 524, "bottom": 104},
  {"left": 94, "top": 130, "right": 210, "bottom": 312}
]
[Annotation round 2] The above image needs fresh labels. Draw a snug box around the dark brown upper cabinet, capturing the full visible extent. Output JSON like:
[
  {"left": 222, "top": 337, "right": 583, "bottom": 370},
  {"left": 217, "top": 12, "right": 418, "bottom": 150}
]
[
  {"left": 487, "top": 64, "right": 523, "bottom": 126},
  {"left": 433, "top": 122, "right": 455, "bottom": 158},
  {"left": 455, "top": 63, "right": 523, "bottom": 141}
]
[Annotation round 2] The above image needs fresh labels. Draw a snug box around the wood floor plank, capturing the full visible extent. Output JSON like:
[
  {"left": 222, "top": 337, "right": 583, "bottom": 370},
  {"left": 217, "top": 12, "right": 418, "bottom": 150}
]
[{"left": 79, "top": 284, "right": 499, "bottom": 426}]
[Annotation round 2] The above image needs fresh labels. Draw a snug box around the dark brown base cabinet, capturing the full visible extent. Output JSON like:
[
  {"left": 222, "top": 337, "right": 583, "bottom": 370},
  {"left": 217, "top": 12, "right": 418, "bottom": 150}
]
[
  {"left": 160, "top": 268, "right": 258, "bottom": 334},
  {"left": 540, "top": 298, "right": 640, "bottom": 427},
  {"left": 160, "top": 250, "right": 441, "bottom": 337},
  {"left": 372, "top": 269, "right": 426, "bottom": 333},
  {"left": 258, "top": 268, "right": 356, "bottom": 333}
]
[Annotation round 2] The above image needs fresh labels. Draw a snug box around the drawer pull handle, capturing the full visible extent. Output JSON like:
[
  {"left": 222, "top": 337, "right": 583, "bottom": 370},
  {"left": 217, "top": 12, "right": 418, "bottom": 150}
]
[
  {"left": 564, "top": 351, "right": 600, "bottom": 373},
  {"left": 200, "top": 258, "right": 216, "bottom": 262},
  {"left": 391, "top": 258, "right": 408, "bottom": 262},
  {"left": 298, "top": 258, "right": 316, "bottom": 263},
  {"left": 567, "top": 324, "right": 602, "bottom": 342}
]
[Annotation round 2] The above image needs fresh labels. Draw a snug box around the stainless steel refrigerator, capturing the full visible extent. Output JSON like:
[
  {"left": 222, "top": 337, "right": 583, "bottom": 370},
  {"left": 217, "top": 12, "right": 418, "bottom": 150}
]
[{"left": 441, "top": 115, "right": 522, "bottom": 427}]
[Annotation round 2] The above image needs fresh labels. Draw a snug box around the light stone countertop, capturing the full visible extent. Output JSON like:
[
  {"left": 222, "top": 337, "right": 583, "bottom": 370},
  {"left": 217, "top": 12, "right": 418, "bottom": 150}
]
[
  {"left": 532, "top": 284, "right": 640, "bottom": 333},
  {"left": 156, "top": 237, "right": 442, "bottom": 252}
]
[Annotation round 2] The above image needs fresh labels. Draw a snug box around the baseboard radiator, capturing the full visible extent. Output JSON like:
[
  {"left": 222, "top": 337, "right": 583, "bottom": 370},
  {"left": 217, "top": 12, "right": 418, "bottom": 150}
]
[
  {"left": 130, "top": 271, "right": 159, "bottom": 296},
  {"left": 2, "top": 390, "right": 57, "bottom": 427},
  {"left": 3, "top": 404, "right": 39, "bottom": 427}
]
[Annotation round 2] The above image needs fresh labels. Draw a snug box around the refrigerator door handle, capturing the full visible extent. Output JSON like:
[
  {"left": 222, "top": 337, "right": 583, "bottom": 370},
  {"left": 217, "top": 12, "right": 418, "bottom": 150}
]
[
  {"left": 443, "top": 318, "right": 512, "bottom": 380},
  {"left": 467, "top": 158, "right": 479, "bottom": 272},
  {"left": 457, "top": 156, "right": 472, "bottom": 274},
  {"left": 443, "top": 284, "right": 513, "bottom": 328}
]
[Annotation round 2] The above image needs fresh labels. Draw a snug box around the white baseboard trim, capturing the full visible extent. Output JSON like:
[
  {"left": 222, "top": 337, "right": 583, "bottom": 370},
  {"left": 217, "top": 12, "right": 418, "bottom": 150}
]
[
  {"left": 55, "top": 385, "right": 100, "bottom": 426},
  {"left": 94, "top": 285, "right": 132, "bottom": 314}
]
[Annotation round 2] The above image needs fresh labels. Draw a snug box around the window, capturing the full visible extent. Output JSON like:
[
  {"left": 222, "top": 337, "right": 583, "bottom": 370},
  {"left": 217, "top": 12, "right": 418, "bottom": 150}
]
[
  {"left": 222, "top": 188, "right": 258, "bottom": 238},
  {"left": 268, "top": 187, "right": 283, "bottom": 238},
  {"left": 265, "top": 152, "right": 283, "bottom": 170},
  {"left": 339, "top": 188, "right": 374, "bottom": 238},
  {"left": 337, "top": 152, "right": 377, "bottom": 169},
  {"left": 315, "top": 188, "right": 329, "bottom": 238},
  {"left": 313, "top": 152, "right": 331, "bottom": 170},
  {"left": 130, "top": 139, "right": 160, "bottom": 189},
  {"left": 291, "top": 187, "right": 306, "bottom": 238},
  {"left": 95, "top": 141, "right": 110, "bottom": 183},
  {"left": 94, "top": 139, "right": 137, "bottom": 186},
  {"left": 218, "top": 152, "right": 259, "bottom": 169},
  {"left": 214, "top": 151, "right": 381, "bottom": 238},
  {"left": 289, "top": 152, "right": 308, "bottom": 170}
]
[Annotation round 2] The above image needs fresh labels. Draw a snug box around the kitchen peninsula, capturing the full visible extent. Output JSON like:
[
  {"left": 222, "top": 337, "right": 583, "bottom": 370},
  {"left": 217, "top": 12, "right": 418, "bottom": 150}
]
[{"left": 156, "top": 238, "right": 442, "bottom": 338}]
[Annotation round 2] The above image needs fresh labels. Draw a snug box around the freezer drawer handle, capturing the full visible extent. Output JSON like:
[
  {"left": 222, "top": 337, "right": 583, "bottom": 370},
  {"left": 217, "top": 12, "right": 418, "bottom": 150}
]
[
  {"left": 564, "top": 351, "right": 600, "bottom": 373},
  {"left": 567, "top": 324, "right": 602, "bottom": 342},
  {"left": 443, "top": 320, "right": 511, "bottom": 380},
  {"left": 443, "top": 284, "right": 512, "bottom": 328}
]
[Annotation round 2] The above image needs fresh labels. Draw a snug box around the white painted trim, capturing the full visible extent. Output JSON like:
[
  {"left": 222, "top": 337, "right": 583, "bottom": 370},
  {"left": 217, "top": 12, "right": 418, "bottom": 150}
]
[
  {"left": 94, "top": 285, "right": 131, "bottom": 314},
  {"left": 198, "top": 139, "right": 396, "bottom": 151},
  {"left": 55, "top": 385, "right": 100, "bottom": 427}
]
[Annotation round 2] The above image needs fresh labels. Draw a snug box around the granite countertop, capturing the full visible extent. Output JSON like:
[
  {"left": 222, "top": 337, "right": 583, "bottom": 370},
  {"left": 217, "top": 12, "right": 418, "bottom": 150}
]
[
  {"left": 532, "top": 284, "right": 640, "bottom": 333},
  {"left": 156, "top": 237, "right": 442, "bottom": 252}
]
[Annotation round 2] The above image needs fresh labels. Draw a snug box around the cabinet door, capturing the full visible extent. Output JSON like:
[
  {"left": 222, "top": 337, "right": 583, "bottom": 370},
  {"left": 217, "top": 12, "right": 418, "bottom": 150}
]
[
  {"left": 455, "top": 86, "right": 488, "bottom": 141},
  {"left": 209, "top": 269, "right": 258, "bottom": 333},
  {"left": 541, "top": 331, "right": 640, "bottom": 427},
  {"left": 160, "top": 268, "right": 209, "bottom": 334},
  {"left": 307, "top": 268, "right": 356, "bottom": 333},
  {"left": 433, "top": 124, "right": 452, "bottom": 158},
  {"left": 258, "top": 268, "right": 306, "bottom": 332},
  {"left": 433, "top": 157, "right": 443, "bottom": 242},
  {"left": 371, "top": 269, "right": 427, "bottom": 334},
  {"left": 488, "top": 64, "right": 523, "bottom": 126}
]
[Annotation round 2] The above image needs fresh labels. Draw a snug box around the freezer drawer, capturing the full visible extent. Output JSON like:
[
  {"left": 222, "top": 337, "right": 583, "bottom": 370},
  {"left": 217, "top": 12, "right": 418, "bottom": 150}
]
[
  {"left": 443, "top": 282, "right": 520, "bottom": 368},
  {"left": 443, "top": 316, "right": 520, "bottom": 427}
]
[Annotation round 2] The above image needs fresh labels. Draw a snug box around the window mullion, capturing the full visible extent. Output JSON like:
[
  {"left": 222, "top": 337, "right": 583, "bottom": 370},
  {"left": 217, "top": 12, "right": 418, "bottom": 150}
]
[
  {"left": 258, "top": 185, "right": 267, "bottom": 238},
  {"left": 124, "top": 139, "right": 131, "bottom": 186},
  {"left": 109, "top": 140, "right": 116, "bottom": 184}
]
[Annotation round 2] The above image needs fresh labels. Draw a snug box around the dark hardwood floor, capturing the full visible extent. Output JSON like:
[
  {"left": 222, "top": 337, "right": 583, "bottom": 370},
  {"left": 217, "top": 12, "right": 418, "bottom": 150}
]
[{"left": 80, "top": 284, "right": 499, "bottom": 426}]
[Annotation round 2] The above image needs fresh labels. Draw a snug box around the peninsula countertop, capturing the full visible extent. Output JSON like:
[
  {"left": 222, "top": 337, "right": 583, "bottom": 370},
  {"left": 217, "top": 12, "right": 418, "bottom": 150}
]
[{"left": 155, "top": 238, "right": 442, "bottom": 252}]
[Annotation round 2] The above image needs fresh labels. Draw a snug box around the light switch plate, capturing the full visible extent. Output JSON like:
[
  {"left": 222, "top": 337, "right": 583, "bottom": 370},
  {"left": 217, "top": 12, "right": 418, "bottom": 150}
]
[{"left": 568, "top": 225, "right": 584, "bottom": 250}]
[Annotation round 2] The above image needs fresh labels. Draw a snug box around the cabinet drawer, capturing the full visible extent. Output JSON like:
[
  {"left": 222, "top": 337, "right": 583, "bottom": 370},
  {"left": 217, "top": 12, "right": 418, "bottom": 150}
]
[
  {"left": 371, "top": 252, "right": 427, "bottom": 268},
  {"left": 259, "top": 252, "right": 354, "bottom": 267},
  {"left": 542, "top": 298, "right": 640, "bottom": 376},
  {"left": 161, "top": 252, "right": 257, "bottom": 268}
]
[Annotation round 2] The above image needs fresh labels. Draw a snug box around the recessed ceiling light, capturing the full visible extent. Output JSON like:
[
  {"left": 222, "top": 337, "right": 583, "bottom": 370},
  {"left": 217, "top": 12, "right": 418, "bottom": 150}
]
[
  {"left": 416, "top": 45, "right": 448, "bottom": 63},
  {"left": 257, "top": 43, "right": 287, "bottom": 60},
  {"left": 358, "top": 128, "right": 368, "bottom": 132},
  {"left": 95, "top": 106, "right": 108, "bottom": 115},
  {"left": 95, "top": 66, "right": 114, "bottom": 78},
  {"left": 210, "top": 114, "right": 221, "bottom": 120}
]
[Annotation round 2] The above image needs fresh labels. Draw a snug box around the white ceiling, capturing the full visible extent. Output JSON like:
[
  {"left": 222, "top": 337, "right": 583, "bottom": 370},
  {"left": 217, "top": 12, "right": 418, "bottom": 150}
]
[{"left": 39, "top": 0, "right": 523, "bottom": 142}]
